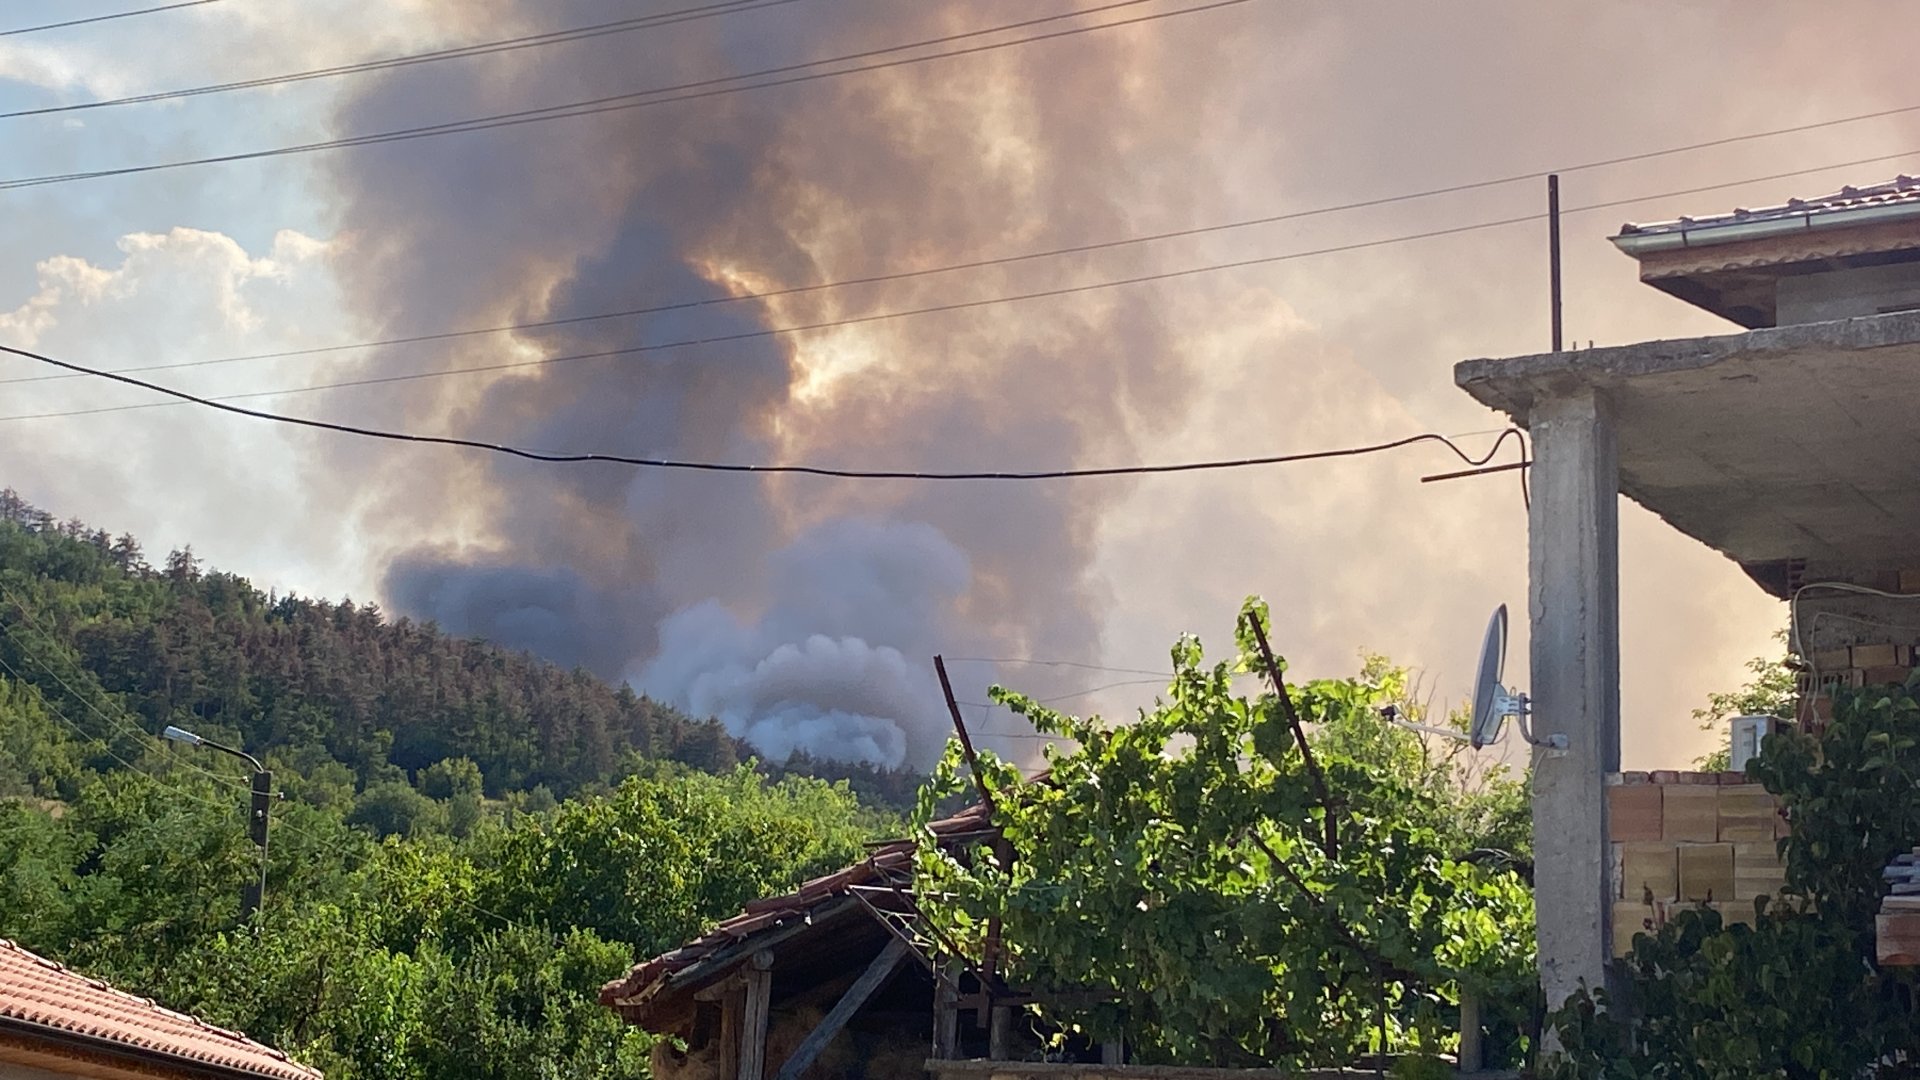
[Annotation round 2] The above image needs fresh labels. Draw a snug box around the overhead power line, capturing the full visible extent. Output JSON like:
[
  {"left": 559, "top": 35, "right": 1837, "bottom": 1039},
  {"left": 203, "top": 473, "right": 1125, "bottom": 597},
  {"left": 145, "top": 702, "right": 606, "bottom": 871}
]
[
  {"left": 0, "top": 0, "right": 1249, "bottom": 191},
  {"left": 3, "top": 143, "right": 1912, "bottom": 427},
  {"left": 6, "top": 127, "right": 1915, "bottom": 398},
  {"left": 1, "top": 0, "right": 808, "bottom": 120},
  {"left": 0, "top": 0, "right": 222, "bottom": 37},
  {"left": 0, "top": 339, "right": 1531, "bottom": 482}
]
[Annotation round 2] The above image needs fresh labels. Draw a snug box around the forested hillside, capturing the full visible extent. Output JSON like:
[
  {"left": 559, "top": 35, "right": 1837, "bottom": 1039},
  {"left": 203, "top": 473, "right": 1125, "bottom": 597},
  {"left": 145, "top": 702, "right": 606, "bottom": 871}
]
[
  {"left": 0, "top": 489, "right": 918, "bottom": 808},
  {"left": 0, "top": 495, "right": 905, "bottom": 1079}
]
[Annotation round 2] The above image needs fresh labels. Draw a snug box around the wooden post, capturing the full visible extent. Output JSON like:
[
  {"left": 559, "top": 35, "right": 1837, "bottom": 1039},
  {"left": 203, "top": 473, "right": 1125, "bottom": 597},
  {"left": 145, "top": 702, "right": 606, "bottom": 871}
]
[
  {"left": 988, "top": 1004, "right": 1012, "bottom": 1060},
  {"left": 772, "top": 939, "right": 908, "bottom": 1080},
  {"left": 740, "top": 951, "right": 774, "bottom": 1080},
  {"left": 931, "top": 966, "right": 960, "bottom": 1060},
  {"left": 721, "top": 990, "right": 743, "bottom": 1079},
  {"left": 1100, "top": 1035, "right": 1123, "bottom": 1065},
  {"left": 1458, "top": 988, "right": 1484, "bottom": 1073}
]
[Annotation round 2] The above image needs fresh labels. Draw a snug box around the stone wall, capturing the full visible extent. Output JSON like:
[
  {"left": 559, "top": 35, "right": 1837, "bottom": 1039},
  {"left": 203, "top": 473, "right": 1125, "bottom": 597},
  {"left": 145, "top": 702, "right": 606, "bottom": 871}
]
[{"left": 1607, "top": 771, "right": 1788, "bottom": 957}]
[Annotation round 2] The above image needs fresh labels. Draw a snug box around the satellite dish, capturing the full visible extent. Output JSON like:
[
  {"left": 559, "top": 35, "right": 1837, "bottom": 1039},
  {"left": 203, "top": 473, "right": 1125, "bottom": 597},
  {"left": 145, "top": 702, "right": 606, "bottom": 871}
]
[
  {"left": 1469, "top": 605, "right": 1511, "bottom": 748},
  {"left": 1379, "top": 603, "right": 1562, "bottom": 753},
  {"left": 1467, "top": 604, "right": 1564, "bottom": 753}
]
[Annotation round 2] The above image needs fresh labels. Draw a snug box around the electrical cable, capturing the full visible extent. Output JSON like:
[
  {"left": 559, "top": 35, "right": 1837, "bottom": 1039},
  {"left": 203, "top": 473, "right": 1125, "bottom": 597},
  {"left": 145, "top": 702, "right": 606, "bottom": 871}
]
[
  {"left": 1787, "top": 581, "right": 1920, "bottom": 689},
  {"left": 0, "top": 582, "right": 254, "bottom": 791},
  {"left": 0, "top": 624, "right": 254, "bottom": 809},
  {"left": 0, "top": 0, "right": 1249, "bottom": 191},
  {"left": 0, "top": 0, "right": 222, "bottom": 37},
  {"left": 944, "top": 658, "right": 1174, "bottom": 678},
  {"left": 0, "top": 0, "right": 809, "bottom": 120},
  {"left": 0, "top": 581, "right": 540, "bottom": 933},
  {"left": 7, "top": 144, "right": 1914, "bottom": 403},
  {"left": 0, "top": 339, "right": 1536, "bottom": 483}
]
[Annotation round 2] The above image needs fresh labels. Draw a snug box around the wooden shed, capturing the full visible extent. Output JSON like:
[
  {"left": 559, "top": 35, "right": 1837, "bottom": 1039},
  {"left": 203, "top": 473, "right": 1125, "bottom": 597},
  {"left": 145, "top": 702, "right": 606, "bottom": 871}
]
[{"left": 600, "top": 803, "right": 998, "bottom": 1080}]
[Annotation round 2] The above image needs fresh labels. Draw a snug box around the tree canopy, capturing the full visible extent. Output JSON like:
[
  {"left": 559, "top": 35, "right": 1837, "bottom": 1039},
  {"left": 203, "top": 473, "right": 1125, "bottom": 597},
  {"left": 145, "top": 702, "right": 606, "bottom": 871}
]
[{"left": 913, "top": 599, "right": 1536, "bottom": 1071}]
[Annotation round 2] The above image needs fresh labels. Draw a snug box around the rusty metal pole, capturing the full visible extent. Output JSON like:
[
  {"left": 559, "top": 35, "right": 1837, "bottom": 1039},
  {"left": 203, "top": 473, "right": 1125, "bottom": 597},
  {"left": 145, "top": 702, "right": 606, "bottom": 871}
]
[{"left": 1549, "top": 173, "right": 1564, "bottom": 352}]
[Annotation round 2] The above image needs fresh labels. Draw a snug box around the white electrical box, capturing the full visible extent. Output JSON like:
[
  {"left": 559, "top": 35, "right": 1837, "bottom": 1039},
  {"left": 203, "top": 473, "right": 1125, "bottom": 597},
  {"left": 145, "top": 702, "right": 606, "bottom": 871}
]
[{"left": 1729, "top": 715, "right": 1776, "bottom": 773}]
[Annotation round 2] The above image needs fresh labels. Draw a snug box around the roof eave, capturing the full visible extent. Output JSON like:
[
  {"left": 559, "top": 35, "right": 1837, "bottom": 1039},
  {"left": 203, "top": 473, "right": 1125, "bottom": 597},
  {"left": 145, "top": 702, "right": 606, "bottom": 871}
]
[
  {"left": 1612, "top": 199, "right": 1920, "bottom": 256},
  {"left": 0, "top": 1016, "right": 319, "bottom": 1080}
]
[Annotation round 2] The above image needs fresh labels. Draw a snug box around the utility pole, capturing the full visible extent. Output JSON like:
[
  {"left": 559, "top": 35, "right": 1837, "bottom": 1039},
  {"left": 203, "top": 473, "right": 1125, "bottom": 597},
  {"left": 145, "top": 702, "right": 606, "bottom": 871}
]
[{"left": 163, "top": 725, "right": 271, "bottom": 920}]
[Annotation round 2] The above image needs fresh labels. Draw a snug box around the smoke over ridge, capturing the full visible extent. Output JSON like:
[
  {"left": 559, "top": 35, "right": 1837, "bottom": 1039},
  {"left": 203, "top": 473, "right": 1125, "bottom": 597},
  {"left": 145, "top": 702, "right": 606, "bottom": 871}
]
[{"left": 322, "top": 0, "right": 1241, "bottom": 766}]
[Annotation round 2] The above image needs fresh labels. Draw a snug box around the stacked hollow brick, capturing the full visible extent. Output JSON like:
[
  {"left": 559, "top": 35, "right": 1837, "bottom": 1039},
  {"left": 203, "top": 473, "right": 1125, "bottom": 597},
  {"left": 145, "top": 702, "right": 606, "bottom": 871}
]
[
  {"left": 1799, "top": 641, "right": 1918, "bottom": 730},
  {"left": 1607, "top": 771, "right": 1788, "bottom": 958},
  {"left": 1878, "top": 851, "right": 1920, "bottom": 966}
]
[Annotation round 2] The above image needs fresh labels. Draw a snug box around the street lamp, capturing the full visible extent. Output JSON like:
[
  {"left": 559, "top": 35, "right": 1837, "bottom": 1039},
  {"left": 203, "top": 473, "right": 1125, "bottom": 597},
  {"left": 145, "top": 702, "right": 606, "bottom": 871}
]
[{"left": 163, "top": 725, "right": 271, "bottom": 920}]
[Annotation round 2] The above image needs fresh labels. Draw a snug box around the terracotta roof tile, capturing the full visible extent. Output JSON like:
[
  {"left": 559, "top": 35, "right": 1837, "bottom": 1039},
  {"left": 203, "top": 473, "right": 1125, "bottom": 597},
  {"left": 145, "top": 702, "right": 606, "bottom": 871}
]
[
  {"left": 598, "top": 802, "right": 998, "bottom": 1013},
  {"left": 1618, "top": 174, "right": 1920, "bottom": 236},
  {"left": 0, "top": 939, "right": 321, "bottom": 1079}
]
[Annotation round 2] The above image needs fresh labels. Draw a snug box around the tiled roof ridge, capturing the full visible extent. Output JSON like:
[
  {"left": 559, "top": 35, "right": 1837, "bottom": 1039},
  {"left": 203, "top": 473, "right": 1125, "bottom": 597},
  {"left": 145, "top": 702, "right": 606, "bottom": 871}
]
[
  {"left": 1618, "top": 174, "right": 1920, "bottom": 236},
  {"left": 0, "top": 938, "right": 321, "bottom": 1079},
  {"left": 599, "top": 799, "right": 1004, "bottom": 1012}
]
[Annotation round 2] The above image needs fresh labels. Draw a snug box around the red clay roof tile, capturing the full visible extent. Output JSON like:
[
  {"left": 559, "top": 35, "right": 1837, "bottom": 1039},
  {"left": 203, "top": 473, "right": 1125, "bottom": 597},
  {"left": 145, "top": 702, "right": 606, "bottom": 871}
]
[{"left": 0, "top": 939, "right": 321, "bottom": 1079}]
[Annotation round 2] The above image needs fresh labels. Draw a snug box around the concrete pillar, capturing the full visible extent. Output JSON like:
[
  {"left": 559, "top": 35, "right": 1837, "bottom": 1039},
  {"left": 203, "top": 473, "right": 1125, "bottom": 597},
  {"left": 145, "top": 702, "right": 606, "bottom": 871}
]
[{"left": 1527, "top": 387, "right": 1620, "bottom": 1014}]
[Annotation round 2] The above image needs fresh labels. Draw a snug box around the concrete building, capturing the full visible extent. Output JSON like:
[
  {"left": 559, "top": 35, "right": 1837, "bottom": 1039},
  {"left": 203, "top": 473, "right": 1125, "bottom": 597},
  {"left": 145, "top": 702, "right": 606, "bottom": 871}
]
[{"left": 1453, "top": 175, "right": 1920, "bottom": 1009}]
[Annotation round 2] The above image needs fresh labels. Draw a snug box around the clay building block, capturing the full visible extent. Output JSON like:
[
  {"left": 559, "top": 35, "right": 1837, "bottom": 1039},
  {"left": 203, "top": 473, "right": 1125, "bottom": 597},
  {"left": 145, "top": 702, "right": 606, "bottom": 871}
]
[
  {"left": 1612, "top": 902, "right": 1656, "bottom": 959},
  {"left": 1678, "top": 843, "right": 1735, "bottom": 903},
  {"left": 1733, "top": 843, "right": 1787, "bottom": 900},
  {"left": 1608, "top": 783, "right": 1663, "bottom": 842},
  {"left": 1618, "top": 843, "right": 1678, "bottom": 902},
  {"left": 1711, "top": 900, "right": 1757, "bottom": 928},
  {"left": 1877, "top": 913, "right": 1920, "bottom": 967},
  {"left": 1663, "top": 784, "right": 1719, "bottom": 842},
  {"left": 1811, "top": 648, "right": 1853, "bottom": 673},
  {"left": 1718, "top": 785, "right": 1779, "bottom": 843},
  {"left": 1852, "top": 643, "right": 1901, "bottom": 669}
]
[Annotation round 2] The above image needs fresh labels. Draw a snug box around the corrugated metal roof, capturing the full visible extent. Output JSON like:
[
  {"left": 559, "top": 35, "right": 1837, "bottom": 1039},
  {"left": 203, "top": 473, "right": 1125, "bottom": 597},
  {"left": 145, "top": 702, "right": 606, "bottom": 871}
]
[
  {"left": 0, "top": 938, "right": 321, "bottom": 1079},
  {"left": 1617, "top": 174, "right": 1920, "bottom": 237}
]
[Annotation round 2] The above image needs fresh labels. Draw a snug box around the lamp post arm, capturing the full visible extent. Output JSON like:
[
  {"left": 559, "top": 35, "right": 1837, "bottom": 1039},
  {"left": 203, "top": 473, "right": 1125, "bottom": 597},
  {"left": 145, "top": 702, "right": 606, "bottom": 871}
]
[{"left": 195, "top": 736, "right": 264, "bottom": 775}]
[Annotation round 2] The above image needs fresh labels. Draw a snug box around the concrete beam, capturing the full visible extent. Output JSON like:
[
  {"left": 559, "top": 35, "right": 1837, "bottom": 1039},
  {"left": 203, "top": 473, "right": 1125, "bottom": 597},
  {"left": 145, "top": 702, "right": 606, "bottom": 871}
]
[{"left": 1527, "top": 387, "right": 1621, "bottom": 1014}]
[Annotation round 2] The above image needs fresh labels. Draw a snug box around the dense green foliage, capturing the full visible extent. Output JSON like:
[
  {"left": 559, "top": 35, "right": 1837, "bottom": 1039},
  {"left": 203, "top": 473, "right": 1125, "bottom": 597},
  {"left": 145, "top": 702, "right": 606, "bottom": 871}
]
[
  {"left": 0, "top": 490, "right": 745, "bottom": 797},
  {"left": 0, "top": 744, "right": 882, "bottom": 1079},
  {"left": 0, "top": 495, "right": 909, "bottom": 1078},
  {"left": 914, "top": 600, "right": 1536, "bottom": 1071},
  {"left": 1551, "top": 676, "right": 1920, "bottom": 1077}
]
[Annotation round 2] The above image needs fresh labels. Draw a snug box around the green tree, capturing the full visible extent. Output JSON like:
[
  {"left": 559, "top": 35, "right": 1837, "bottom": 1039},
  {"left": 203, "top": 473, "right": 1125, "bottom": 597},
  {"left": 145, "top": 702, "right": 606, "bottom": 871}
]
[
  {"left": 352, "top": 781, "right": 449, "bottom": 839},
  {"left": 479, "top": 765, "right": 879, "bottom": 956},
  {"left": 418, "top": 757, "right": 485, "bottom": 800},
  {"left": 914, "top": 599, "right": 1536, "bottom": 1070},
  {"left": 1691, "top": 629, "right": 1796, "bottom": 770},
  {"left": 1551, "top": 674, "right": 1920, "bottom": 1077}
]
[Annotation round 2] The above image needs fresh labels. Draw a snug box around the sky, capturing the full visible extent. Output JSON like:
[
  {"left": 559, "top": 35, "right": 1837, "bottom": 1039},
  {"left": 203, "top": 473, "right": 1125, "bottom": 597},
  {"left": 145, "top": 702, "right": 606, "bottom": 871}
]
[{"left": 3, "top": 0, "right": 1914, "bottom": 771}]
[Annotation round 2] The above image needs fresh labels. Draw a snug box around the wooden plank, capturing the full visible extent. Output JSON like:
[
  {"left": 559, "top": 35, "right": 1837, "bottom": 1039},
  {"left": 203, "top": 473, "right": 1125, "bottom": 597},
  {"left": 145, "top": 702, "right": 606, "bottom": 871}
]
[
  {"left": 989, "top": 1004, "right": 1013, "bottom": 1061},
  {"left": 932, "top": 967, "right": 960, "bottom": 1060},
  {"left": 771, "top": 938, "right": 909, "bottom": 1080},
  {"left": 720, "top": 987, "right": 743, "bottom": 1079},
  {"left": 1457, "top": 988, "right": 1483, "bottom": 1073},
  {"left": 740, "top": 953, "right": 773, "bottom": 1080}
]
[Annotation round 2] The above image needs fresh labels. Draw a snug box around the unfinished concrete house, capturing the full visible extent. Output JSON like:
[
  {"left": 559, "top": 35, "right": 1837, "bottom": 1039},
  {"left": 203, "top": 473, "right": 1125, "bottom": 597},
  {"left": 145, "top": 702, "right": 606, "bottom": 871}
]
[{"left": 1453, "top": 174, "right": 1920, "bottom": 1008}]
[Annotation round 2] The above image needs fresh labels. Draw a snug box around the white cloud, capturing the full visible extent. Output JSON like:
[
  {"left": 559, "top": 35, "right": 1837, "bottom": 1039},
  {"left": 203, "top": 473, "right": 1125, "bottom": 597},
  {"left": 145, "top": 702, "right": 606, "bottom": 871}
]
[{"left": 0, "top": 224, "right": 376, "bottom": 601}]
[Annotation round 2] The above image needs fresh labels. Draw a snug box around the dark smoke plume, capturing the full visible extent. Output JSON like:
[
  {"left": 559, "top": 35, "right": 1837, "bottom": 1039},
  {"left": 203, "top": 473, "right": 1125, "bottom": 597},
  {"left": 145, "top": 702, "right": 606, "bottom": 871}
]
[{"left": 322, "top": 0, "right": 1238, "bottom": 766}]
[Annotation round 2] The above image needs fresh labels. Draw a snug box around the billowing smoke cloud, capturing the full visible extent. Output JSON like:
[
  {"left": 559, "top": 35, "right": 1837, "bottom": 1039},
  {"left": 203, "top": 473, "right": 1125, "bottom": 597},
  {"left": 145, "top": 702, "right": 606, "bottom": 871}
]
[
  {"left": 317, "top": 0, "right": 1230, "bottom": 764},
  {"left": 639, "top": 519, "right": 971, "bottom": 768}
]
